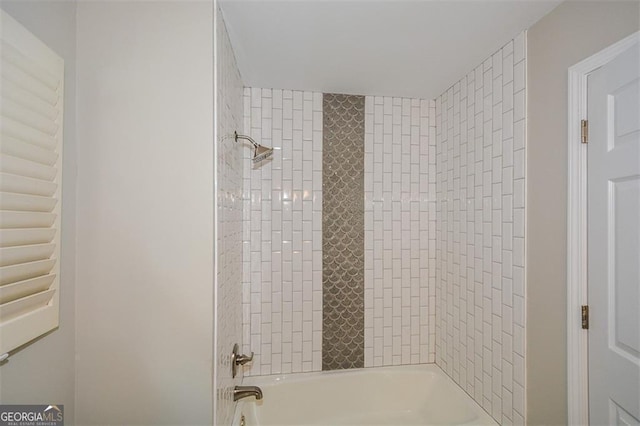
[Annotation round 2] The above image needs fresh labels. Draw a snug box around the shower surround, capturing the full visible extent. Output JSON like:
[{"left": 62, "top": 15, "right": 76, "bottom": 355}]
[{"left": 238, "top": 34, "right": 526, "bottom": 425}]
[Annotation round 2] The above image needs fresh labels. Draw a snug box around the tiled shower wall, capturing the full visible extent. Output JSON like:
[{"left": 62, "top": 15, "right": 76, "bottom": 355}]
[
  {"left": 364, "top": 97, "right": 436, "bottom": 366},
  {"left": 215, "top": 10, "right": 244, "bottom": 426},
  {"left": 242, "top": 88, "right": 324, "bottom": 376},
  {"left": 243, "top": 90, "right": 436, "bottom": 375},
  {"left": 434, "top": 33, "right": 527, "bottom": 424}
]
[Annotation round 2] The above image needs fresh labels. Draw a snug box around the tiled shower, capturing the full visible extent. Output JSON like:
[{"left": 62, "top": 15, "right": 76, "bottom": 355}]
[{"left": 217, "top": 7, "right": 526, "bottom": 426}]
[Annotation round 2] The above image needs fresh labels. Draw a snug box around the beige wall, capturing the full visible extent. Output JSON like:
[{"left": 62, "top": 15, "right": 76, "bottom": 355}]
[
  {"left": 0, "top": 2, "right": 77, "bottom": 423},
  {"left": 75, "top": 2, "right": 214, "bottom": 424},
  {"left": 527, "top": 1, "right": 639, "bottom": 424}
]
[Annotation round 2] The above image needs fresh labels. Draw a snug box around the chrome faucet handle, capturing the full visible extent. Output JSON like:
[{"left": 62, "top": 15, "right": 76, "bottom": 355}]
[
  {"left": 235, "top": 351, "right": 254, "bottom": 365},
  {"left": 231, "top": 343, "right": 254, "bottom": 378}
]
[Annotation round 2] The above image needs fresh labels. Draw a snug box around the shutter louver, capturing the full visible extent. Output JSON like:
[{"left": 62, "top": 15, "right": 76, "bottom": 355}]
[{"left": 0, "top": 10, "right": 63, "bottom": 355}]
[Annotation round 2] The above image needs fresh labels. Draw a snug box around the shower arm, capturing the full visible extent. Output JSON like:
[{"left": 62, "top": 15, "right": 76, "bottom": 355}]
[
  {"left": 233, "top": 131, "right": 274, "bottom": 163},
  {"left": 234, "top": 131, "right": 259, "bottom": 149}
]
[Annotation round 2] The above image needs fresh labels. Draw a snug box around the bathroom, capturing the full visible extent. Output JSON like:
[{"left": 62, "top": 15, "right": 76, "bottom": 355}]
[{"left": 0, "top": 0, "right": 638, "bottom": 425}]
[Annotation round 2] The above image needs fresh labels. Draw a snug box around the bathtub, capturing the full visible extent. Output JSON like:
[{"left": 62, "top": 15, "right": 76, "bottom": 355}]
[{"left": 232, "top": 364, "right": 497, "bottom": 425}]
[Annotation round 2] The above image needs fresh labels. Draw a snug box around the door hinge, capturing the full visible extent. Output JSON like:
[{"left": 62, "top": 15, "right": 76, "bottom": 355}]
[
  {"left": 581, "top": 119, "right": 589, "bottom": 144},
  {"left": 581, "top": 305, "right": 589, "bottom": 329}
]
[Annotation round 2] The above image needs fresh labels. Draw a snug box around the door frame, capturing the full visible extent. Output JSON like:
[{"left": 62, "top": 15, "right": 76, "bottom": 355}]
[{"left": 567, "top": 31, "right": 640, "bottom": 425}]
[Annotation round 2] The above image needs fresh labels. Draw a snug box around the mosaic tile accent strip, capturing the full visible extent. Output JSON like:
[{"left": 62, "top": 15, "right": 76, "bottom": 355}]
[
  {"left": 363, "top": 96, "right": 436, "bottom": 368},
  {"left": 322, "top": 93, "right": 365, "bottom": 370},
  {"left": 435, "top": 32, "right": 527, "bottom": 425}
]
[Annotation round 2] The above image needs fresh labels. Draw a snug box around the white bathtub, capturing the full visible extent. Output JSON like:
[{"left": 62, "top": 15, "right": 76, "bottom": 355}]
[{"left": 233, "top": 364, "right": 497, "bottom": 425}]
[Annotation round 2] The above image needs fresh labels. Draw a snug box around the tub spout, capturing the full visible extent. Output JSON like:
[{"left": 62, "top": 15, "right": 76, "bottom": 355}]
[{"left": 233, "top": 385, "right": 263, "bottom": 401}]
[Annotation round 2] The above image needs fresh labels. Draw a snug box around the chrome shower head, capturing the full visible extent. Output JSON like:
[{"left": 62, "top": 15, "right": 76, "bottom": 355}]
[
  {"left": 235, "top": 132, "right": 273, "bottom": 164},
  {"left": 253, "top": 144, "right": 273, "bottom": 163}
]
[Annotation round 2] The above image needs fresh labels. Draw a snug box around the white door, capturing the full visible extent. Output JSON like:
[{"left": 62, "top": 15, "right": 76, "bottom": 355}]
[{"left": 587, "top": 40, "right": 640, "bottom": 425}]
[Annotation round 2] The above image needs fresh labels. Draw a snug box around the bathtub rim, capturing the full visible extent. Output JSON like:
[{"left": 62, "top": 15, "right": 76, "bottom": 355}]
[
  {"left": 233, "top": 363, "right": 498, "bottom": 425},
  {"left": 242, "top": 362, "right": 443, "bottom": 385}
]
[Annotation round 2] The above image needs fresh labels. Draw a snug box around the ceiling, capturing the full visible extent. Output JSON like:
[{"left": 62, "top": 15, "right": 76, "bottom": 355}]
[{"left": 219, "top": 0, "right": 562, "bottom": 99}]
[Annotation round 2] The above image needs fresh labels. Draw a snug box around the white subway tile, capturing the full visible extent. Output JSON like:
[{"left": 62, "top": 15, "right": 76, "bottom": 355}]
[
  {"left": 243, "top": 88, "right": 323, "bottom": 376},
  {"left": 434, "top": 33, "right": 526, "bottom": 424}
]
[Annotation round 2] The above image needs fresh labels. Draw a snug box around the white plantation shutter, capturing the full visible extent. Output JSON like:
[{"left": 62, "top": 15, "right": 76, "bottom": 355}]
[{"left": 0, "top": 10, "right": 63, "bottom": 355}]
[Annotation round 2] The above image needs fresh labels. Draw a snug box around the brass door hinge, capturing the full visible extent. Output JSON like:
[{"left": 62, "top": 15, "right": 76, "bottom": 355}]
[
  {"left": 581, "top": 305, "right": 589, "bottom": 329},
  {"left": 581, "top": 120, "right": 589, "bottom": 144}
]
